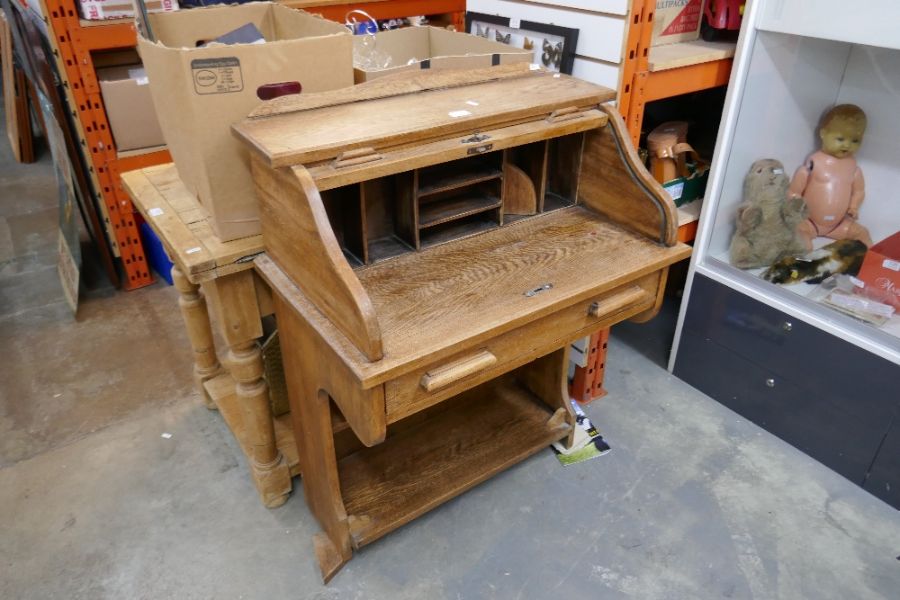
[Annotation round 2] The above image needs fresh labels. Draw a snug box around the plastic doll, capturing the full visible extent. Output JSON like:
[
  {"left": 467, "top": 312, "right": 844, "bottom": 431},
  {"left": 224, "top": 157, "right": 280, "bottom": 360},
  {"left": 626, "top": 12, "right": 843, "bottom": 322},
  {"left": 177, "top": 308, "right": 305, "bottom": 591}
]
[{"left": 788, "top": 104, "right": 873, "bottom": 250}]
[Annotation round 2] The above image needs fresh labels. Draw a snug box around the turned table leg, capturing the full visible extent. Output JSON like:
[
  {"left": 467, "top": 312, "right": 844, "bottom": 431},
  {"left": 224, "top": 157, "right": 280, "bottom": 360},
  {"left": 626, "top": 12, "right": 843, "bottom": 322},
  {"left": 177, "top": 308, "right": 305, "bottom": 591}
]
[
  {"left": 207, "top": 270, "right": 292, "bottom": 508},
  {"left": 228, "top": 340, "right": 291, "bottom": 508},
  {"left": 172, "top": 265, "right": 222, "bottom": 409}
]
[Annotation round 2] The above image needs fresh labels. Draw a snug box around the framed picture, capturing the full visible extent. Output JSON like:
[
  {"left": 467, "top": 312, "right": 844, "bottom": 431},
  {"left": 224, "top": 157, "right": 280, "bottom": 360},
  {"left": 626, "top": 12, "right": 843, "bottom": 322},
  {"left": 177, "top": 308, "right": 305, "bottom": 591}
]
[{"left": 465, "top": 12, "right": 579, "bottom": 75}]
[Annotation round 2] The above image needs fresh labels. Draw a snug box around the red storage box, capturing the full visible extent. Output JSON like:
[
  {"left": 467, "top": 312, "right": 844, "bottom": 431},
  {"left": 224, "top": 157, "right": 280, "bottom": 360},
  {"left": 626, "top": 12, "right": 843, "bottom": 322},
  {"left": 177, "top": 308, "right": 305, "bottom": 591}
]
[{"left": 857, "top": 232, "right": 900, "bottom": 308}]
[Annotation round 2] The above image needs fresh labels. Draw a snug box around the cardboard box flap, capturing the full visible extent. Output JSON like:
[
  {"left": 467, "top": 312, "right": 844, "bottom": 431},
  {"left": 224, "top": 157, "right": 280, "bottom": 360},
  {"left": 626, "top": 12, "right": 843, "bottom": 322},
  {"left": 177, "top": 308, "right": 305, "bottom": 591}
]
[
  {"left": 354, "top": 27, "right": 530, "bottom": 68},
  {"left": 234, "top": 71, "right": 612, "bottom": 167},
  {"left": 137, "top": 2, "right": 352, "bottom": 241},
  {"left": 147, "top": 2, "right": 345, "bottom": 48},
  {"left": 352, "top": 27, "right": 532, "bottom": 83}
]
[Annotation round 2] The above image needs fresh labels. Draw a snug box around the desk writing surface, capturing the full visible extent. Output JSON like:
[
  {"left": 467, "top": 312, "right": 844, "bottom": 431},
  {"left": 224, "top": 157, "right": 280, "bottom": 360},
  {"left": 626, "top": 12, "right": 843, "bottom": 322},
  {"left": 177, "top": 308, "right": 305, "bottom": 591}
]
[
  {"left": 259, "top": 206, "right": 689, "bottom": 387},
  {"left": 234, "top": 72, "right": 614, "bottom": 167},
  {"left": 358, "top": 206, "right": 688, "bottom": 369}
]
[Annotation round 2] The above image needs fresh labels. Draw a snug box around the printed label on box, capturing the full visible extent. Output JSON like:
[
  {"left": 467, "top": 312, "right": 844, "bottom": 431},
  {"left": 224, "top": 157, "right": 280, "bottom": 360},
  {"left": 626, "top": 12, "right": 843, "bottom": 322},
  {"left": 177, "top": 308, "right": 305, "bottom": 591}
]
[
  {"left": 659, "top": 0, "right": 703, "bottom": 35},
  {"left": 191, "top": 58, "right": 243, "bottom": 95},
  {"left": 664, "top": 180, "right": 685, "bottom": 201}
]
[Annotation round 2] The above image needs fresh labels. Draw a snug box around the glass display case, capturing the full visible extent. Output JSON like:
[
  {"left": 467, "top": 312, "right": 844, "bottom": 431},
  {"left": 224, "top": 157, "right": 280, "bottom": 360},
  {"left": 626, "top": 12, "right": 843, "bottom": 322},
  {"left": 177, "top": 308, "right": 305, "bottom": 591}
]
[{"left": 670, "top": 0, "right": 900, "bottom": 508}]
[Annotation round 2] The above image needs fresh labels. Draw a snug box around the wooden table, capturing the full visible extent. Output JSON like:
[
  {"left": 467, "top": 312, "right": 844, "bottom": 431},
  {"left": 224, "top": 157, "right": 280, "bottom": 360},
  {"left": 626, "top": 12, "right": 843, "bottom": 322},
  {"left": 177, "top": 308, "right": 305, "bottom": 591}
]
[
  {"left": 122, "top": 165, "right": 297, "bottom": 508},
  {"left": 235, "top": 65, "right": 692, "bottom": 580}
]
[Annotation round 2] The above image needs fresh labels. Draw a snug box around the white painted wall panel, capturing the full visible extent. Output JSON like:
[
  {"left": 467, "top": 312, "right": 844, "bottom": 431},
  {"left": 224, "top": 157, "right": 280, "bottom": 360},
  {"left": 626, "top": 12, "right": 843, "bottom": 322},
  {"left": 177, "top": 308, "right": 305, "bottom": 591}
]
[
  {"left": 467, "top": 0, "right": 626, "bottom": 63},
  {"left": 523, "top": 0, "right": 628, "bottom": 15},
  {"left": 571, "top": 57, "right": 620, "bottom": 89}
]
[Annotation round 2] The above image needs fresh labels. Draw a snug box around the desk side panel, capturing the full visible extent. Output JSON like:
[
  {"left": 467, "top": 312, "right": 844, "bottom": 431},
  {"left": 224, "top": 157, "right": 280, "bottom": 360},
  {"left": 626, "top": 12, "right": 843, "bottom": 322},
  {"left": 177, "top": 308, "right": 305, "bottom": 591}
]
[
  {"left": 579, "top": 105, "right": 678, "bottom": 246},
  {"left": 252, "top": 157, "right": 384, "bottom": 361}
]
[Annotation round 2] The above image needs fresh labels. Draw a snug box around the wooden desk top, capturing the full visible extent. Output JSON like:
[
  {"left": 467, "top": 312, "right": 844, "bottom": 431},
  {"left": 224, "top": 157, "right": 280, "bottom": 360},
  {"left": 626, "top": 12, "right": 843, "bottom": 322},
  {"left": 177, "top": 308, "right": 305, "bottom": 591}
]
[
  {"left": 235, "top": 68, "right": 614, "bottom": 168},
  {"left": 121, "top": 164, "right": 263, "bottom": 283},
  {"left": 258, "top": 206, "right": 690, "bottom": 388}
]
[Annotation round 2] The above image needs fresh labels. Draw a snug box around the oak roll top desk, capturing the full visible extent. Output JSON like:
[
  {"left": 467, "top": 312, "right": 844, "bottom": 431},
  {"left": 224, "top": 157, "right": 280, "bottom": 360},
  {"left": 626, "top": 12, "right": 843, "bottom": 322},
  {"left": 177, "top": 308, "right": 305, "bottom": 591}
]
[{"left": 233, "top": 65, "right": 691, "bottom": 581}]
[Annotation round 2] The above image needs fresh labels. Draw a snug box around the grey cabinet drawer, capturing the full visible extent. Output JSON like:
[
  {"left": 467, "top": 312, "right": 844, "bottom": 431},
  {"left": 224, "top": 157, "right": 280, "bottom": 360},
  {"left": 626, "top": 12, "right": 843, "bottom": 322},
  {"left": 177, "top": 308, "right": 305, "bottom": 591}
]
[
  {"left": 683, "top": 275, "right": 898, "bottom": 413},
  {"left": 676, "top": 275, "right": 900, "bottom": 508},
  {"left": 674, "top": 330, "right": 888, "bottom": 485}
]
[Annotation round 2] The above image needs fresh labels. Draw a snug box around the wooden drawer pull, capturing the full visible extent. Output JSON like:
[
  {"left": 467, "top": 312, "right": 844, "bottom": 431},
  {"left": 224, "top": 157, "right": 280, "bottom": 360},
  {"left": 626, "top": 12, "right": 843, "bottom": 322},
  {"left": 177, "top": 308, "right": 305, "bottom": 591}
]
[
  {"left": 333, "top": 147, "right": 382, "bottom": 168},
  {"left": 420, "top": 350, "right": 498, "bottom": 392},
  {"left": 588, "top": 285, "right": 652, "bottom": 318},
  {"left": 547, "top": 106, "right": 585, "bottom": 124}
]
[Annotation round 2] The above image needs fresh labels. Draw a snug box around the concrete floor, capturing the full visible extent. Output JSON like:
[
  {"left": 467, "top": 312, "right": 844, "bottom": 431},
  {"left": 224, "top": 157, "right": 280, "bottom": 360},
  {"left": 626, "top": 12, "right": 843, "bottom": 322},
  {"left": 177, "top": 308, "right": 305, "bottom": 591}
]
[{"left": 1, "top": 114, "right": 899, "bottom": 600}]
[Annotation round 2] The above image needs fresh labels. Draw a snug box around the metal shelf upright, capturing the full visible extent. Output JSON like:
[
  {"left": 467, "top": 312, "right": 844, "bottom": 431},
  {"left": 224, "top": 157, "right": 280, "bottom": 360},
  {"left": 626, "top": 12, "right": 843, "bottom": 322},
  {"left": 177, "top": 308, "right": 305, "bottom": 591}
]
[
  {"left": 618, "top": 0, "right": 735, "bottom": 147},
  {"left": 40, "top": 0, "right": 171, "bottom": 289},
  {"left": 570, "top": 1, "right": 737, "bottom": 401}
]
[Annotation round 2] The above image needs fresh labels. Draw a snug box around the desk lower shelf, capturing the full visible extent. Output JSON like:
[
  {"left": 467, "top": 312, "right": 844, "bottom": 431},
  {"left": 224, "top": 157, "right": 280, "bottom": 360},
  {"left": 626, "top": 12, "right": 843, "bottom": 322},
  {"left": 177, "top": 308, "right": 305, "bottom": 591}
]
[{"left": 339, "top": 375, "right": 569, "bottom": 549}]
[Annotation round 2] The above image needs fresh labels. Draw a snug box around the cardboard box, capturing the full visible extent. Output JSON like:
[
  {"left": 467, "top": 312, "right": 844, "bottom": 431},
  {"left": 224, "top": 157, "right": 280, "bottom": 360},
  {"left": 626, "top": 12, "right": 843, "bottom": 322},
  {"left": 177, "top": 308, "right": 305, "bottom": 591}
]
[
  {"left": 857, "top": 232, "right": 900, "bottom": 309},
  {"left": 78, "top": 0, "right": 178, "bottom": 21},
  {"left": 98, "top": 65, "right": 166, "bottom": 152},
  {"left": 652, "top": 0, "right": 706, "bottom": 46},
  {"left": 138, "top": 3, "right": 353, "bottom": 241},
  {"left": 353, "top": 27, "right": 532, "bottom": 83}
]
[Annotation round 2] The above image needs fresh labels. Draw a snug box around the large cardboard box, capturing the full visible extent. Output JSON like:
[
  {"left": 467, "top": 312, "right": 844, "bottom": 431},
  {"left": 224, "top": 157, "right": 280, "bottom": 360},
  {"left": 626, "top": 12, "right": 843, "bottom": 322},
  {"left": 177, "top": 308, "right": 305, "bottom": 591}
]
[
  {"left": 652, "top": 0, "right": 706, "bottom": 46},
  {"left": 354, "top": 27, "right": 532, "bottom": 83},
  {"left": 857, "top": 232, "right": 900, "bottom": 309},
  {"left": 79, "top": 0, "right": 178, "bottom": 21},
  {"left": 139, "top": 3, "right": 353, "bottom": 241},
  {"left": 98, "top": 65, "right": 166, "bottom": 152}
]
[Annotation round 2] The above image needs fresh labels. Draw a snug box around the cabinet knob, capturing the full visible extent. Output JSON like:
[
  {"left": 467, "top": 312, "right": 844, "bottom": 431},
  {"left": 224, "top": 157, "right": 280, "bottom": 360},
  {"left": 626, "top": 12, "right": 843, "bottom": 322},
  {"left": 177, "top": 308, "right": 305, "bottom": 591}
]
[
  {"left": 782, "top": 321, "right": 793, "bottom": 332},
  {"left": 765, "top": 378, "right": 775, "bottom": 388}
]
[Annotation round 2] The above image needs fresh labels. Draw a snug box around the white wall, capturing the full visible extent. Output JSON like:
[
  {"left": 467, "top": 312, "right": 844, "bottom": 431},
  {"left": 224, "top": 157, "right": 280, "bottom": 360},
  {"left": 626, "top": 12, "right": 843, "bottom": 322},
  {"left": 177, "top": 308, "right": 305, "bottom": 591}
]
[{"left": 466, "top": 0, "right": 629, "bottom": 90}]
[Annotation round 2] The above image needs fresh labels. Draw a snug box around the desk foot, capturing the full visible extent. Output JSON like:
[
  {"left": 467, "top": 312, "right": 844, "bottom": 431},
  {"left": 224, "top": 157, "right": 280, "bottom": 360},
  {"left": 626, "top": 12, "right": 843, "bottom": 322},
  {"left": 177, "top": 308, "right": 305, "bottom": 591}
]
[
  {"left": 314, "top": 532, "right": 351, "bottom": 584},
  {"left": 251, "top": 455, "right": 293, "bottom": 508}
]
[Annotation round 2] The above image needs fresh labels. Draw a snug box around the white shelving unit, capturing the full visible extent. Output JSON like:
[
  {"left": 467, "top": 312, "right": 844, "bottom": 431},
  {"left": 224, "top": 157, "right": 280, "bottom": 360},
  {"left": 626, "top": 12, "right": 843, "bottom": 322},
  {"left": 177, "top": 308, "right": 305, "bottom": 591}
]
[
  {"left": 667, "top": 0, "right": 900, "bottom": 508},
  {"left": 672, "top": 0, "right": 900, "bottom": 369}
]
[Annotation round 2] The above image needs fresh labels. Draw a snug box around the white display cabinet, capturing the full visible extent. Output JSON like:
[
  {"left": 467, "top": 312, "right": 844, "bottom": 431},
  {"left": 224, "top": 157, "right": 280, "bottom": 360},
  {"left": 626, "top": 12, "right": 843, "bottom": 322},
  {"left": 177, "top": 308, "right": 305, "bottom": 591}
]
[{"left": 670, "top": 0, "right": 900, "bottom": 508}]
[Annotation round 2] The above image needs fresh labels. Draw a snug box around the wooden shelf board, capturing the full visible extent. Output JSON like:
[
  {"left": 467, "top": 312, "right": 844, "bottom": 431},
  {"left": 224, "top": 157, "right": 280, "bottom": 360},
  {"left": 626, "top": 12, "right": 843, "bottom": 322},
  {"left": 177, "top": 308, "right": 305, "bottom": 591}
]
[
  {"left": 339, "top": 375, "right": 568, "bottom": 548},
  {"left": 542, "top": 191, "right": 576, "bottom": 213},
  {"left": 418, "top": 194, "right": 501, "bottom": 229},
  {"left": 342, "top": 248, "right": 364, "bottom": 268},
  {"left": 418, "top": 215, "right": 498, "bottom": 249},
  {"left": 368, "top": 235, "right": 415, "bottom": 263},
  {"left": 204, "top": 373, "right": 300, "bottom": 476},
  {"left": 417, "top": 168, "right": 502, "bottom": 198},
  {"left": 116, "top": 144, "right": 167, "bottom": 160},
  {"left": 677, "top": 198, "right": 703, "bottom": 227},
  {"left": 648, "top": 40, "right": 736, "bottom": 72}
]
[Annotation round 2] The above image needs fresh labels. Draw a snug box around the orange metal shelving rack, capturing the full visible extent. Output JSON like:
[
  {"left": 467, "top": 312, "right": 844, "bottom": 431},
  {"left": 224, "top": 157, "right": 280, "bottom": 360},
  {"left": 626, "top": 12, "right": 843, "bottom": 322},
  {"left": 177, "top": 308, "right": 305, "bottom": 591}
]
[
  {"left": 570, "top": 0, "right": 735, "bottom": 403},
  {"left": 283, "top": 0, "right": 466, "bottom": 30},
  {"left": 40, "top": 0, "right": 170, "bottom": 290},
  {"left": 618, "top": 0, "right": 734, "bottom": 148}
]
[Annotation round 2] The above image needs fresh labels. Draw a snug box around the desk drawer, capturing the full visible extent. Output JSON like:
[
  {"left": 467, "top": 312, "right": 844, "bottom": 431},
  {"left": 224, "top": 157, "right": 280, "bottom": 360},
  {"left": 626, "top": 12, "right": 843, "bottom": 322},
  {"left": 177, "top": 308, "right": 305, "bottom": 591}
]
[{"left": 384, "top": 274, "right": 660, "bottom": 422}]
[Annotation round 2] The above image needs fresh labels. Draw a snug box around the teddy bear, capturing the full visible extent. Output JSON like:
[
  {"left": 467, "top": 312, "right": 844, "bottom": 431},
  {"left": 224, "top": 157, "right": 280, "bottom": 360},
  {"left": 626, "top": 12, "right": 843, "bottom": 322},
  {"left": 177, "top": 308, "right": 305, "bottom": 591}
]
[{"left": 730, "top": 159, "right": 809, "bottom": 269}]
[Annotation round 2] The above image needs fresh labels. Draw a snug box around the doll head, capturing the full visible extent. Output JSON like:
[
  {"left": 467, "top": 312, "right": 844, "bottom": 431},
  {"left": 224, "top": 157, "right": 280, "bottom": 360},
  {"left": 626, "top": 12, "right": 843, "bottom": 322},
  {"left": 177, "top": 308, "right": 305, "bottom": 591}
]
[{"left": 818, "top": 104, "right": 866, "bottom": 158}]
